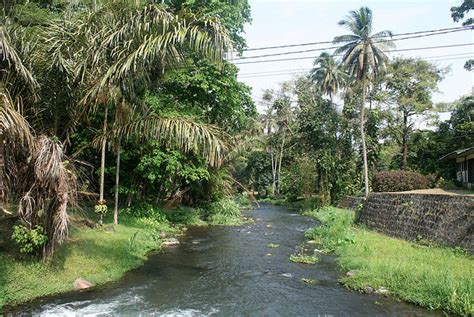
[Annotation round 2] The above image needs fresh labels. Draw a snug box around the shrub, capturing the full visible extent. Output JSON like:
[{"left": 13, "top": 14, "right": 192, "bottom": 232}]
[
  {"left": 205, "top": 199, "right": 242, "bottom": 225},
  {"left": 166, "top": 206, "right": 206, "bottom": 226},
  {"left": 11, "top": 225, "right": 48, "bottom": 255},
  {"left": 435, "top": 177, "right": 458, "bottom": 190},
  {"left": 372, "top": 170, "right": 429, "bottom": 192},
  {"left": 122, "top": 204, "right": 168, "bottom": 223}
]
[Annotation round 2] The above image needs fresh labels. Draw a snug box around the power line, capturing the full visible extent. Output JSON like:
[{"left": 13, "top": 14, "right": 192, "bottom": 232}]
[
  {"left": 231, "top": 27, "right": 473, "bottom": 61},
  {"left": 238, "top": 55, "right": 474, "bottom": 79},
  {"left": 233, "top": 43, "right": 474, "bottom": 65},
  {"left": 235, "top": 26, "right": 471, "bottom": 52},
  {"left": 237, "top": 52, "right": 474, "bottom": 76}
]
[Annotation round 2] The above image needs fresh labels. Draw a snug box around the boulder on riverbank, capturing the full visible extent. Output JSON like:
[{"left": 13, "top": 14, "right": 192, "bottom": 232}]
[{"left": 73, "top": 278, "right": 94, "bottom": 290}]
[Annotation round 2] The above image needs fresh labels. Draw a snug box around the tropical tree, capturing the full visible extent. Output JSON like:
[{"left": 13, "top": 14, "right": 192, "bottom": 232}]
[
  {"left": 333, "top": 6, "right": 395, "bottom": 197},
  {"left": 310, "top": 52, "right": 347, "bottom": 104},
  {"left": 46, "top": 3, "right": 231, "bottom": 224},
  {"left": 0, "top": 23, "right": 37, "bottom": 215},
  {"left": 451, "top": 0, "right": 474, "bottom": 70},
  {"left": 1, "top": 24, "right": 77, "bottom": 261},
  {"left": 384, "top": 57, "right": 444, "bottom": 169}
]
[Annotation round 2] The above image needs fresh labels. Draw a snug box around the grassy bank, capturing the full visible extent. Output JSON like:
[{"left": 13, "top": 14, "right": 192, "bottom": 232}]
[
  {"left": 0, "top": 199, "right": 246, "bottom": 311},
  {"left": 0, "top": 214, "right": 180, "bottom": 311},
  {"left": 304, "top": 207, "right": 473, "bottom": 315}
]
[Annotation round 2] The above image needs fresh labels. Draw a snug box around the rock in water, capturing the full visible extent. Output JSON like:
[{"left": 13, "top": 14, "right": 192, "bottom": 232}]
[
  {"left": 162, "top": 238, "right": 180, "bottom": 247},
  {"left": 73, "top": 278, "right": 94, "bottom": 290}
]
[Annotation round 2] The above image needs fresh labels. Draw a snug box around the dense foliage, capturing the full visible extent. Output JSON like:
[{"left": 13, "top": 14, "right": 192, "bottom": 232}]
[
  {"left": 372, "top": 171, "right": 429, "bottom": 192},
  {"left": 1, "top": 0, "right": 255, "bottom": 260}
]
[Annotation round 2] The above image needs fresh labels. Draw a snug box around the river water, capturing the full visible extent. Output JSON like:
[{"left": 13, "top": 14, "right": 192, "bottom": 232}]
[{"left": 11, "top": 204, "right": 437, "bottom": 316}]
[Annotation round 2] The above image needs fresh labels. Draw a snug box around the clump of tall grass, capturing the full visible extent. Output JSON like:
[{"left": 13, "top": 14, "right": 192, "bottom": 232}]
[{"left": 206, "top": 198, "right": 242, "bottom": 225}]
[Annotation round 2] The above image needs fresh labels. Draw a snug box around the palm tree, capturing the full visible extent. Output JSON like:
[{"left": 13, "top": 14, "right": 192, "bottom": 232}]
[
  {"left": 333, "top": 7, "right": 394, "bottom": 197},
  {"left": 48, "top": 3, "right": 231, "bottom": 224},
  {"left": 310, "top": 52, "right": 347, "bottom": 104},
  {"left": 0, "top": 23, "right": 36, "bottom": 214}
]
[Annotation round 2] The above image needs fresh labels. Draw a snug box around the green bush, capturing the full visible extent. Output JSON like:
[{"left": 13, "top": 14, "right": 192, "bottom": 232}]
[
  {"left": 11, "top": 225, "right": 48, "bottom": 255},
  {"left": 166, "top": 206, "right": 206, "bottom": 226},
  {"left": 372, "top": 170, "right": 429, "bottom": 192},
  {"left": 206, "top": 199, "right": 242, "bottom": 225},
  {"left": 435, "top": 177, "right": 458, "bottom": 190},
  {"left": 122, "top": 204, "right": 168, "bottom": 223}
]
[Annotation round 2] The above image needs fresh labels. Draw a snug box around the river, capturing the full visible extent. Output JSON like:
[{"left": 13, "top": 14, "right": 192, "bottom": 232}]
[{"left": 11, "top": 204, "right": 437, "bottom": 316}]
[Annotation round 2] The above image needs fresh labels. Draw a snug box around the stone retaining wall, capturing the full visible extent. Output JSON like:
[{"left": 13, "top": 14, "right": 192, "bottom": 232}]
[
  {"left": 336, "top": 196, "right": 365, "bottom": 211},
  {"left": 357, "top": 193, "right": 473, "bottom": 252}
]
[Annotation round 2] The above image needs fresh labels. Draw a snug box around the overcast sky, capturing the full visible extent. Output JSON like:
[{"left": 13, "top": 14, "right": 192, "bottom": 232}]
[{"left": 234, "top": 0, "right": 473, "bottom": 112}]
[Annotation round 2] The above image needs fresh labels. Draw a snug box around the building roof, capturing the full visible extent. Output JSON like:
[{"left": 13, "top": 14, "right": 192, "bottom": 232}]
[{"left": 439, "top": 146, "right": 474, "bottom": 162}]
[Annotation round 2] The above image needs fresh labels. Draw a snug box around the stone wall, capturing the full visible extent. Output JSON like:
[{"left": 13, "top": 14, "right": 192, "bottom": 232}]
[
  {"left": 336, "top": 196, "right": 365, "bottom": 211},
  {"left": 357, "top": 193, "right": 474, "bottom": 252}
]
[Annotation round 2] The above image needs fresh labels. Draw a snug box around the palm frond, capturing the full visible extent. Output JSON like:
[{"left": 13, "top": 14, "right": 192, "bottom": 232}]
[
  {"left": 108, "top": 115, "right": 227, "bottom": 167},
  {"left": 0, "top": 23, "right": 37, "bottom": 90}
]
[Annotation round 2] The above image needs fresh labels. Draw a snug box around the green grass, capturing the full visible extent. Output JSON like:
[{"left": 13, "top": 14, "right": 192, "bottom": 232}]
[
  {"left": 289, "top": 254, "right": 319, "bottom": 264},
  {"left": 206, "top": 199, "right": 243, "bottom": 226},
  {"left": 304, "top": 206, "right": 474, "bottom": 315},
  {"left": 0, "top": 215, "right": 180, "bottom": 312},
  {"left": 0, "top": 199, "right": 247, "bottom": 312}
]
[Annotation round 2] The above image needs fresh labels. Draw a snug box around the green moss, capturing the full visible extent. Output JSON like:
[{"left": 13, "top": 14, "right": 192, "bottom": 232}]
[{"left": 305, "top": 206, "right": 474, "bottom": 315}]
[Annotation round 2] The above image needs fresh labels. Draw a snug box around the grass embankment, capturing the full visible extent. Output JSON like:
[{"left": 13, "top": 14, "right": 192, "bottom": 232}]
[
  {"left": 0, "top": 199, "right": 245, "bottom": 311},
  {"left": 304, "top": 207, "right": 473, "bottom": 316}
]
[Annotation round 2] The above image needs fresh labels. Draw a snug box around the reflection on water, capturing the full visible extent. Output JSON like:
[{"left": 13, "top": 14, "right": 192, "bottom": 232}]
[{"left": 10, "top": 204, "right": 438, "bottom": 316}]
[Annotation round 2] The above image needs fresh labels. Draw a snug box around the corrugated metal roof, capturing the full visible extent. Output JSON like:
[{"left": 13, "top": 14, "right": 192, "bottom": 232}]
[{"left": 439, "top": 146, "right": 474, "bottom": 161}]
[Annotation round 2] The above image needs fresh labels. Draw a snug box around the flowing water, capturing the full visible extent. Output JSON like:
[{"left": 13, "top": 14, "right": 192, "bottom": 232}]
[{"left": 10, "top": 204, "right": 438, "bottom": 316}]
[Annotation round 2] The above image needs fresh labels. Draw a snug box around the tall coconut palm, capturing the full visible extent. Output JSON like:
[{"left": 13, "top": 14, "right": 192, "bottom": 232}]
[
  {"left": 333, "top": 6, "right": 394, "bottom": 197},
  {"left": 310, "top": 52, "right": 347, "bottom": 104}
]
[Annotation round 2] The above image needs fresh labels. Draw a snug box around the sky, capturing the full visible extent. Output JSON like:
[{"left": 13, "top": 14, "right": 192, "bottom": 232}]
[{"left": 233, "top": 0, "right": 474, "bottom": 113}]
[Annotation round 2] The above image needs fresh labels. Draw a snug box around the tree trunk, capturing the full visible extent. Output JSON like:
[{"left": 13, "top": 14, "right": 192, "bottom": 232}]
[
  {"left": 113, "top": 138, "right": 121, "bottom": 225},
  {"left": 270, "top": 150, "right": 276, "bottom": 196},
  {"left": 401, "top": 110, "right": 408, "bottom": 170},
  {"left": 360, "top": 79, "right": 370, "bottom": 197},
  {"left": 276, "top": 131, "right": 286, "bottom": 194},
  {"left": 99, "top": 106, "right": 108, "bottom": 203},
  {"left": 0, "top": 127, "right": 5, "bottom": 214}
]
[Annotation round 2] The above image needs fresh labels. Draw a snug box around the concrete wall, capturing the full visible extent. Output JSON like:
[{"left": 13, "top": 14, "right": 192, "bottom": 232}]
[{"left": 357, "top": 193, "right": 473, "bottom": 252}]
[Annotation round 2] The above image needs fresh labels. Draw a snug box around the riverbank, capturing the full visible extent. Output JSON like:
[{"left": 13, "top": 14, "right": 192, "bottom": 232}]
[
  {"left": 0, "top": 199, "right": 246, "bottom": 312},
  {"left": 303, "top": 207, "right": 473, "bottom": 315},
  {"left": 0, "top": 215, "right": 181, "bottom": 311}
]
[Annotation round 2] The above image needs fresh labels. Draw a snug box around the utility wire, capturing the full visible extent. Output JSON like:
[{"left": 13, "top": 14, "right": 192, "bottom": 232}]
[
  {"left": 238, "top": 55, "right": 474, "bottom": 79},
  {"left": 234, "top": 43, "right": 474, "bottom": 65},
  {"left": 231, "top": 27, "right": 473, "bottom": 61},
  {"left": 237, "top": 52, "right": 474, "bottom": 76},
  {"left": 235, "top": 26, "right": 471, "bottom": 52}
]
